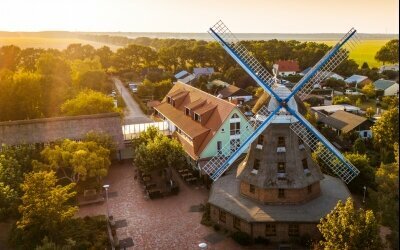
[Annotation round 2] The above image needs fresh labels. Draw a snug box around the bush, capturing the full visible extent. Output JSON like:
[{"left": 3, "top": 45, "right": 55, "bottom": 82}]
[
  {"left": 213, "top": 224, "right": 220, "bottom": 231},
  {"left": 231, "top": 231, "right": 252, "bottom": 246}
]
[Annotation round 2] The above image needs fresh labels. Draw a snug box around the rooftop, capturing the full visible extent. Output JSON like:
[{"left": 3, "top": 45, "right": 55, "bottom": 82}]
[
  {"left": 218, "top": 85, "right": 252, "bottom": 99},
  {"left": 345, "top": 74, "right": 368, "bottom": 84},
  {"left": 193, "top": 67, "right": 214, "bottom": 76},
  {"left": 321, "top": 110, "right": 368, "bottom": 133},
  {"left": 373, "top": 79, "right": 397, "bottom": 90},
  {"left": 174, "top": 70, "right": 190, "bottom": 79},
  {"left": 312, "top": 104, "right": 360, "bottom": 114},
  {"left": 209, "top": 172, "right": 350, "bottom": 223},
  {"left": 275, "top": 60, "right": 300, "bottom": 72}
]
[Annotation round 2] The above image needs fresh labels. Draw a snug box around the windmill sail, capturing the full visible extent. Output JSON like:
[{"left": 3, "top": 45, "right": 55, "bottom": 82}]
[
  {"left": 288, "top": 28, "right": 360, "bottom": 100},
  {"left": 287, "top": 108, "right": 360, "bottom": 183}
]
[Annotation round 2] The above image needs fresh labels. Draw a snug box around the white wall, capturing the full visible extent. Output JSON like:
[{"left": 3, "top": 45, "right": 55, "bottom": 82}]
[{"left": 384, "top": 84, "right": 399, "bottom": 96}]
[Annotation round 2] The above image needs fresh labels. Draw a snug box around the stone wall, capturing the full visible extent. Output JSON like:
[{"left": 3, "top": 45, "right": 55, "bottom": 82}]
[
  {"left": 0, "top": 113, "right": 124, "bottom": 149},
  {"left": 210, "top": 204, "right": 320, "bottom": 242},
  {"left": 240, "top": 181, "right": 321, "bottom": 204}
]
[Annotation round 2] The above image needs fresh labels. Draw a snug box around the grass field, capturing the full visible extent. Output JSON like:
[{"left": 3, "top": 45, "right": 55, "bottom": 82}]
[
  {"left": 0, "top": 37, "right": 121, "bottom": 51},
  {"left": 319, "top": 40, "right": 387, "bottom": 68}
]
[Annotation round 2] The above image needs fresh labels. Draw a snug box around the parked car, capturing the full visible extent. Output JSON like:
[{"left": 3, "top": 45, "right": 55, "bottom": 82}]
[{"left": 128, "top": 83, "right": 138, "bottom": 93}]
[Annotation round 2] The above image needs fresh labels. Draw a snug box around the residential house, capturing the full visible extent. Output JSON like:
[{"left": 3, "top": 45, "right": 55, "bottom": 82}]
[
  {"left": 154, "top": 83, "right": 252, "bottom": 179},
  {"left": 378, "top": 64, "right": 399, "bottom": 73},
  {"left": 300, "top": 68, "right": 344, "bottom": 81},
  {"left": 207, "top": 79, "right": 230, "bottom": 89},
  {"left": 217, "top": 85, "right": 253, "bottom": 105},
  {"left": 373, "top": 79, "right": 399, "bottom": 96},
  {"left": 174, "top": 70, "right": 196, "bottom": 84},
  {"left": 318, "top": 110, "right": 373, "bottom": 139},
  {"left": 146, "top": 100, "right": 161, "bottom": 115},
  {"left": 275, "top": 60, "right": 300, "bottom": 76},
  {"left": 344, "top": 75, "right": 371, "bottom": 88},
  {"left": 193, "top": 67, "right": 215, "bottom": 78}
]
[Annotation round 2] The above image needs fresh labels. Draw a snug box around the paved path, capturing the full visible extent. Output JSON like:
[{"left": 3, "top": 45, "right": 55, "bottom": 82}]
[
  {"left": 78, "top": 162, "right": 241, "bottom": 250},
  {"left": 112, "top": 77, "right": 153, "bottom": 124}
]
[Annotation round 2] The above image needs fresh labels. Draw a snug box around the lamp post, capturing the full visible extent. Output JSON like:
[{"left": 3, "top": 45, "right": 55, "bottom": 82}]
[
  {"left": 199, "top": 242, "right": 208, "bottom": 249},
  {"left": 103, "top": 184, "right": 110, "bottom": 220},
  {"left": 363, "top": 186, "right": 367, "bottom": 203}
]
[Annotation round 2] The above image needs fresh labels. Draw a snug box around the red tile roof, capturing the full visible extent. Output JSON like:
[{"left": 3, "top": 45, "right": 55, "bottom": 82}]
[{"left": 276, "top": 60, "right": 300, "bottom": 72}]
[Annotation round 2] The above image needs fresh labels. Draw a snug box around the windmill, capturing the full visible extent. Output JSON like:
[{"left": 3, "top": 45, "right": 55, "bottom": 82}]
[{"left": 203, "top": 20, "right": 360, "bottom": 184}]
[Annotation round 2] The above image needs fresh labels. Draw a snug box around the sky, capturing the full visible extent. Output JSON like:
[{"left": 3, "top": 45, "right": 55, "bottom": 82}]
[{"left": 0, "top": 0, "right": 398, "bottom": 33}]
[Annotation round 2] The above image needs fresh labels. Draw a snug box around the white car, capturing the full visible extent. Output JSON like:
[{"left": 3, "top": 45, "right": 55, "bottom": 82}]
[{"left": 128, "top": 83, "right": 138, "bottom": 93}]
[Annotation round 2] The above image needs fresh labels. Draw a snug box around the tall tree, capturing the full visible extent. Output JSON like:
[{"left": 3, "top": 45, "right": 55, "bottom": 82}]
[
  {"left": 33, "top": 139, "right": 111, "bottom": 184},
  {"left": 371, "top": 107, "right": 399, "bottom": 151},
  {"left": 375, "top": 39, "right": 399, "bottom": 65},
  {"left": 61, "top": 89, "right": 120, "bottom": 116},
  {"left": 0, "top": 45, "right": 21, "bottom": 71},
  {"left": 317, "top": 198, "right": 382, "bottom": 250},
  {"left": 17, "top": 171, "right": 77, "bottom": 246}
]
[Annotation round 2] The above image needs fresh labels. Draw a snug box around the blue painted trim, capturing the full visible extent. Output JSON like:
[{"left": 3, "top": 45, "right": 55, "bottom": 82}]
[
  {"left": 285, "top": 29, "right": 356, "bottom": 102},
  {"left": 285, "top": 106, "right": 357, "bottom": 175},
  {"left": 211, "top": 106, "right": 281, "bottom": 180},
  {"left": 209, "top": 28, "right": 282, "bottom": 103}
]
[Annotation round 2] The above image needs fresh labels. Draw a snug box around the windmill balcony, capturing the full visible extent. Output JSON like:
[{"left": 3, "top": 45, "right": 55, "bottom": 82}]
[
  {"left": 299, "top": 144, "right": 305, "bottom": 150},
  {"left": 304, "top": 169, "right": 311, "bottom": 175},
  {"left": 277, "top": 146, "right": 286, "bottom": 153},
  {"left": 256, "top": 144, "right": 263, "bottom": 150},
  {"left": 251, "top": 169, "right": 258, "bottom": 175}
]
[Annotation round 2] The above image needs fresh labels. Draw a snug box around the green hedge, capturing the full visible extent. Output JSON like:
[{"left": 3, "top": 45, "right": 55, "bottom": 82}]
[{"left": 131, "top": 93, "right": 149, "bottom": 114}]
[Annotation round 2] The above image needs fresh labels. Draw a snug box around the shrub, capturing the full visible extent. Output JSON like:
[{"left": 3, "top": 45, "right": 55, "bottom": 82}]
[
  {"left": 213, "top": 224, "right": 220, "bottom": 231},
  {"left": 200, "top": 204, "right": 212, "bottom": 227},
  {"left": 231, "top": 231, "right": 252, "bottom": 246}
]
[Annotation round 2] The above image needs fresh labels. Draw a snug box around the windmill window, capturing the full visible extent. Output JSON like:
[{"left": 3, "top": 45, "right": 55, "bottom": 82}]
[
  {"left": 233, "top": 217, "right": 241, "bottom": 230},
  {"left": 265, "top": 224, "right": 276, "bottom": 236},
  {"left": 308, "top": 184, "right": 312, "bottom": 194},
  {"left": 278, "top": 137, "right": 285, "bottom": 147},
  {"left": 219, "top": 210, "right": 226, "bottom": 223},
  {"left": 253, "top": 159, "right": 260, "bottom": 171},
  {"left": 288, "top": 224, "right": 299, "bottom": 236},
  {"left": 278, "top": 188, "right": 285, "bottom": 198},
  {"left": 277, "top": 162, "right": 286, "bottom": 173},
  {"left": 249, "top": 184, "right": 255, "bottom": 194},
  {"left": 257, "top": 135, "right": 264, "bottom": 145},
  {"left": 194, "top": 113, "right": 201, "bottom": 122},
  {"left": 302, "top": 159, "right": 308, "bottom": 169}
]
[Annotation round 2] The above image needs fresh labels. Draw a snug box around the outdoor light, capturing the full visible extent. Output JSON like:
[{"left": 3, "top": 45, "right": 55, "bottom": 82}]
[{"left": 103, "top": 184, "right": 111, "bottom": 220}]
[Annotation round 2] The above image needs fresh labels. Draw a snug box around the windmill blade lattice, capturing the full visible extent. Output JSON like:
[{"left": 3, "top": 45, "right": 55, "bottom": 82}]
[
  {"left": 289, "top": 28, "right": 360, "bottom": 100},
  {"left": 208, "top": 21, "right": 279, "bottom": 101},
  {"left": 287, "top": 109, "right": 360, "bottom": 183}
]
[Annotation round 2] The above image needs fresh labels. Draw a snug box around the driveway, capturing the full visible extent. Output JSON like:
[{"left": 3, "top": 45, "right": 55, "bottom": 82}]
[
  {"left": 78, "top": 162, "right": 241, "bottom": 250},
  {"left": 112, "top": 77, "right": 153, "bottom": 124}
]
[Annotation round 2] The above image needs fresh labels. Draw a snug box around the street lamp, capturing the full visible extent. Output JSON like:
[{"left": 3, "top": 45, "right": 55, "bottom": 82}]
[
  {"left": 363, "top": 186, "right": 367, "bottom": 203},
  {"left": 103, "top": 184, "right": 110, "bottom": 220},
  {"left": 198, "top": 242, "right": 208, "bottom": 249}
]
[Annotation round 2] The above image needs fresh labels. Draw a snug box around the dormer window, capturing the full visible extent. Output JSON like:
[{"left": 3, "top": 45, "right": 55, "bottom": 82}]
[
  {"left": 252, "top": 159, "right": 260, "bottom": 174},
  {"left": 194, "top": 113, "right": 201, "bottom": 122},
  {"left": 185, "top": 108, "right": 190, "bottom": 116},
  {"left": 171, "top": 99, "right": 175, "bottom": 107},
  {"left": 167, "top": 96, "right": 171, "bottom": 104}
]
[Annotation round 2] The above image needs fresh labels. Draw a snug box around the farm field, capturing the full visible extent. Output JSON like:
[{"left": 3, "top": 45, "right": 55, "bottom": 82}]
[
  {"left": 0, "top": 37, "right": 121, "bottom": 50},
  {"left": 319, "top": 39, "right": 388, "bottom": 68}
]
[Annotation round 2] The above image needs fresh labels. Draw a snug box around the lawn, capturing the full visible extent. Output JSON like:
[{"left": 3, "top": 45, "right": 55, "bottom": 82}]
[
  {"left": 318, "top": 40, "right": 388, "bottom": 68},
  {"left": 0, "top": 37, "right": 121, "bottom": 50}
]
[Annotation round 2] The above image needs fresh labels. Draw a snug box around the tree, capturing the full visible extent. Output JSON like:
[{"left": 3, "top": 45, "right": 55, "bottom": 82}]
[
  {"left": 324, "top": 78, "right": 346, "bottom": 89},
  {"left": 335, "top": 59, "right": 359, "bottom": 77},
  {"left": 17, "top": 171, "right": 77, "bottom": 245},
  {"left": 61, "top": 89, "right": 120, "bottom": 116},
  {"left": 361, "top": 82, "right": 376, "bottom": 98},
  {"left": 345, "top": 153, "right": 376, "bottom": 194},
  {"left": 375, "top": 39, "right": 399, "bottom": 65},
  {"left": 64, "top": 44, "right": 96, "bottom": 60},
  {"left": 332, "top": 96, "right": 351, "bottom": 105},
  {"left": 0, "top": 45, "right": 21, "bottom": 71},
  {"left": 0, "top": 154, "right": 24, "bottom": 193},
  {"left": 361, "top": 62, "right": 370, "bottom": 70},
  {"left": 371, "top": 107, "right": 399, "bottom": 151},
  {"left": 353, "top": 138, "right": 366, "bottom": 154},
  {"left": 133, "top": 127, "right": 187, "bottom": 174},
  {"left": 366, "top": 107, "right": 375, "bottom": 118},
  {"left": 0, "top": 182, "right": 18, "bottom": 220},
  {"left": 33, "top": 139, "right": 111, "bottom": 184},
  {"left": 84, "top": 131, "right": 117, "bottom": 157},
  {"left": 317, "top": 198, "right": 382, "bottom": 250}
]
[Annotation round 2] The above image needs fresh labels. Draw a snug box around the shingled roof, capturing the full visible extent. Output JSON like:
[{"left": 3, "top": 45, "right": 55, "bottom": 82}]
[
  {"left": 276, "top": 60, "right": 300, "bottom": 72},
  {"left": 321, "top": 110, "right": 368, "bottom": 133},
  {"left": 218, "top": 85, "right": 251, "bottom": 99}
]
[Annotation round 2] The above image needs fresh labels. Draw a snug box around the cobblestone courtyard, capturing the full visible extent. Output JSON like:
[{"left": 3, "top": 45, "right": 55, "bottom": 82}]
[{"left": 78, "top": 162, "right": 241, "bottom": 250}]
